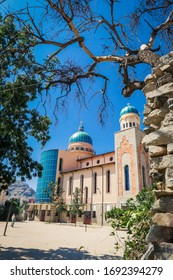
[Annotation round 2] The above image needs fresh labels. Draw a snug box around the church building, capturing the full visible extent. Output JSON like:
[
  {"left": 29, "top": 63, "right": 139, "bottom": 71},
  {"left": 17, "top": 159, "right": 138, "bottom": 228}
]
[{"left": 30, "top": 104, "right": 150, "bottom": 225}]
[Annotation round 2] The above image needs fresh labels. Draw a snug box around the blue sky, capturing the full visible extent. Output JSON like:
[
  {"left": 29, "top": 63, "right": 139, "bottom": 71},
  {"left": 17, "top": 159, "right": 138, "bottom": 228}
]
[{"left": 3, "top": 1, "right": 151, "bottom": 190}]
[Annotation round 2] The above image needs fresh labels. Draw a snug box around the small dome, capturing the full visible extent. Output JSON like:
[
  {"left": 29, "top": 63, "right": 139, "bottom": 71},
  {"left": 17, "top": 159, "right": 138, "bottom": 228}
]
[
  {"left": 120, "top": 103, "right": 139, "bottom": 117},
  {"left": 69, "top": 122, "right": 93, "bottom": 145}
]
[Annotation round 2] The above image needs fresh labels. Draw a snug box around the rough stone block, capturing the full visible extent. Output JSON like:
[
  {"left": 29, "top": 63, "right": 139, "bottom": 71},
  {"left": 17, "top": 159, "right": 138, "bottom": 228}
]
[
  {"left": 159, "top": 52, "right": 173, "bottom": 65},
  {"left": 142, "top": 126, "right": 173, "bottom": 147},
  {"left": 144, "top": 74, "right": 156, "bottom": 83},
  {"left": 149, "top": 169, "right": 164, "bottom": 181},
  {"left": 149, "top": 145, "right": 167, "bottom": 157},
  {"left": 151, "top": 196, "right": 173, "bottom": 214},
  {"left": 154, "top": 189, "right": 173, "bottom": 199},
  {"left": 167, "top": 143, "right": 173, "bottom": 154},
  {"left": 157, "top": 72, "right": 173, "bottom": 87},
  {"left": 143, "top": 83, "right": 157, "bottom": 94},
  {"left": 152, "top": 213, "right": 173, "bottom": 227},
  {"left": 143, "top": 104, "right": 152, "bottom": 116},
  {"left": 145, "top": 82, "right": 173, "bottom": 99},
  {"left": 143, "top": 109, "right": 166, "bottom": 126},
  {"left": 150, "top": 155, "right": 173, "bottom": 170},
  {"left": 165, "top": 168, "right": 173, "bottom": 188},
  {"left": 162, "top": 112, "right": 173, "bottom": 127},
  {"left": 154, "top": 242, "right": 173, "bottom": 260},
  {"left": 146, "top": 225, "right": 173, "bottom": 243}
]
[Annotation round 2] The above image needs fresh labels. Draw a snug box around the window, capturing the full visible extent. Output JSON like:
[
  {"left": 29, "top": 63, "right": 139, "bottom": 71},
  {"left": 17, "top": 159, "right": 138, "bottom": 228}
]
[
  {"left": 124, "top": 165, "right": 130, "bottom": 191},
  {"left": 86, "top": 162, "right": 89, "bottom": 166},
  {"left": 133, "top": 122, "right": 135, "bottom": 126},
  {"left": 126, "top": 123, "right": 128, "bottom": 127},
  {"left": 110, "top": 156, "right": 113, "bottom": 161},
  {"left": 130, "top": 122, "right": 132, "bottom": 127},
  {"left": 80, "top": 175, "right": 84, "bottom": 194},
  {"left": 97, "top": 160, "right": 100, "bottom": 164},
  {"left": 68, "top": 176, "right": 73, "bottom": 195},
  {"left": 92, "top": 211, "right": 96, "bottom": 218},
  {"left": 75, "top": 147, "right": 79, "bottom": 150},
  {"left": 80, "top": 147, "right": 84, "bottom": 150},
  {"left": 66, "top": 211, "right": 70, "bottom": 217},
  {"left": 47, "top": 210, "right": 51, "bottom": 216},
  {"left": 106, "top": 170, "right": 111, "bottom": 193},
  {"left": 59, "top": 158, "right": 63, "bottom": 171},
  {"left": 57, "top": 177, "right": 61, "bottom": 196},
  {"left": 142, "top": 166, "right": 146, "bottom": 188},
  {"left": 93, "top": 173, "right": 97, "bottom": 193},
  {"left": 85, "top": 187, "right": 88, "bottom": 204},
  {"left": 123, "top": 124, "right": 125, "bottom": 129}
]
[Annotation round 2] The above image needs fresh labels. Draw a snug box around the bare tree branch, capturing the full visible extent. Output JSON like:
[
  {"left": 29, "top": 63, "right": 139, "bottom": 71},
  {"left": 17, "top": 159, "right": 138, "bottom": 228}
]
[
  {"left": 2, "top": 0, "right": 173, "bottom": 120},
  {"left": 148, "top": 10, "right": 173, "bottom": 48}
]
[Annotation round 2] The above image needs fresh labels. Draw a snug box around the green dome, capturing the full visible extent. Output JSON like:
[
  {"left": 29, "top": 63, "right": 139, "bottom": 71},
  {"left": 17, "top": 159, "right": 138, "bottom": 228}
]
[
  {"left": 69, "top": 122, "right": 93, "bottom": 145},
  {"left": 120, "top": 104, "right": 139, "bottom": 117}
]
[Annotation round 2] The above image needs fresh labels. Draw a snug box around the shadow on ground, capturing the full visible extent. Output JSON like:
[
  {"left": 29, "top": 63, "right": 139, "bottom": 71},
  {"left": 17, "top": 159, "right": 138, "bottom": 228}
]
[{"left": 0, "top": 246, "right": 122, "bottom": 260}]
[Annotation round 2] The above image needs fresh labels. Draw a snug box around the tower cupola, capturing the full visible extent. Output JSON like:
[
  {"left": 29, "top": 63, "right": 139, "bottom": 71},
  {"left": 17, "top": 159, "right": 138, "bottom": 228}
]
[{"left": 119, "top": 104, "right": 140, "bottom": 131}]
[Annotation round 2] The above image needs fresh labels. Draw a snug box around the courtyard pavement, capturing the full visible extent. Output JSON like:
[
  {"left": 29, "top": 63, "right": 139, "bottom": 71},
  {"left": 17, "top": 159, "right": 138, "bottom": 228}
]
[{"left": 0, "top": 221, "right": 126, "bottom": 260}]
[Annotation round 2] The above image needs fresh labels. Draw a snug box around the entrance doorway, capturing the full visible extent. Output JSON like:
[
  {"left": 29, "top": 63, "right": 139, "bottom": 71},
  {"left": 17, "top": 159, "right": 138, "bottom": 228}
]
[
  {"left": 71, "top": 213, "right": 76, "bottom": 224},
  {"left": 84, "top": 211, "right": 91, "bottom": 225},
  {"left": 40, "top": 210, "right": 45, "bottom": 221}
]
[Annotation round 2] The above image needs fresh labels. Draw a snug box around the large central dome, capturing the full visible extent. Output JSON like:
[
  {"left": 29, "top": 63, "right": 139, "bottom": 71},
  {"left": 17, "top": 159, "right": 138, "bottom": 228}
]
[
  {"left": 69, "top": 122, "right": 93, "bottom": 145},
  {"left": 68, "top": 122, "right": 94, "bottom": 155}
]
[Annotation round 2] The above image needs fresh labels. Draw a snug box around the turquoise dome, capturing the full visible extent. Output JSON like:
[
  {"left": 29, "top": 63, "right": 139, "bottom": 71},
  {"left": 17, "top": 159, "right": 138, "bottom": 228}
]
[
  {"left": 69, "top": 122, "right": 93, "bottom": 145},
  {"left": 120, "top": 104, "right": 139, "bottom": 117}
]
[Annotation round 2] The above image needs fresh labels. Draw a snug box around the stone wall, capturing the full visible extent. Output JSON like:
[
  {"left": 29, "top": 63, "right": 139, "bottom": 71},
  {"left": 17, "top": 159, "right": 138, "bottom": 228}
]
[{"left": 142, "top": 51, "right": 173, "bottom": 259}]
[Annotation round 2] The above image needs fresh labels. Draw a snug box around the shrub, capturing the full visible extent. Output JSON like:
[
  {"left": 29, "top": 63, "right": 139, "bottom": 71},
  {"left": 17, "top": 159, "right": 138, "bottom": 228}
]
[{"left": 106, "top": 186, "right": 155, "bottom": 259}]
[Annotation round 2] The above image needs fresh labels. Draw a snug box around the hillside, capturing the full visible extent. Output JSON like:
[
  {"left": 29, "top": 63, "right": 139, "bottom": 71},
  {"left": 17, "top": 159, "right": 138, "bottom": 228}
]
[{"left": 7, "top": 181, "right": 35, "bottom": 202}]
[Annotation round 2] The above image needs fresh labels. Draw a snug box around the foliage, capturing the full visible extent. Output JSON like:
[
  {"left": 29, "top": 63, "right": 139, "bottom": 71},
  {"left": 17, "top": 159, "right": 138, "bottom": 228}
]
[
  {"left": 106, "top": 186, "right": 155, "bottom": 260},
  {"left": 0, "top": 198, "right": 20, "bottom": 221},
  {"left": 0, "top": 14, "right": 52, "bottom": 190},
  {"left": 47, "top": 181, "right": 67, "bottom": 222},
  {"left": 70, "top": 188, "right": 84, "bottom": 218}
]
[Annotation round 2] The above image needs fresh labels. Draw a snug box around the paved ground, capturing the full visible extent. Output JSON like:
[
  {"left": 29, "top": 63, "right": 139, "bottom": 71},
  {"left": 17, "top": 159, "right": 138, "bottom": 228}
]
[{"left": 0, "top": 221, "right": 126, "bottom": 260}]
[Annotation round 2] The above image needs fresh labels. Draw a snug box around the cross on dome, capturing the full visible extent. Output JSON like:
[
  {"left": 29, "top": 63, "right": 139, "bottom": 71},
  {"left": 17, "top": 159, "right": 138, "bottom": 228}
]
[{"left": 79, "top": 121, "right": 84, "bottom": 131}]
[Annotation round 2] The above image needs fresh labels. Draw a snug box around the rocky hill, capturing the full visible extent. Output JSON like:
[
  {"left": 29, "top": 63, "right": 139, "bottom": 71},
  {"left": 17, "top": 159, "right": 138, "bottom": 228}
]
[{"left": 7, "top": 181, "right": 35, "bottom": 202}]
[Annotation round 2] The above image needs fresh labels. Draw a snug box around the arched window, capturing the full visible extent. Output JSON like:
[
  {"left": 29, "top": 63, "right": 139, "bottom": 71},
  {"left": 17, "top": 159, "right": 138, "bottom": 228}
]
[
  {"left": 80, "top": 175, "right": 84, "bottom": 194},
  {"left": 59, "top": 158, "right": 63, "bottom": 171},
  {"left": 85, "top": 187, "right": 88, "bottom": 204},
  {"left": 124, "top": 165, "right": 130, "bottom": 191},
  {"left": 106, "top": 170, "right": 111, "bottom": 193},
  {"left": 68, "top": 176, "right": 73, "bottom": 195},
  {"left": 57, "top": 177, "right": 61, "bottom": 196},
  {"left": 130, "top": 122, "right": 132, "bottom": 127},
  {"left": 93, "top": 172, "right": 97, "bottom": 193},
  {"left": 142, "top": 166, "right": 146, "bottom": 188}
]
